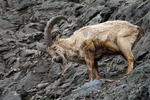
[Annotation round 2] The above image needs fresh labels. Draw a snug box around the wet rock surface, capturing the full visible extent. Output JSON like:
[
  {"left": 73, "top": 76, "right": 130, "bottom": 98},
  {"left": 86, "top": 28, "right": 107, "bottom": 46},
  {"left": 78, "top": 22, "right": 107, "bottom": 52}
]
[{"left": 0, "top": 0, "right": 150, "bottom": 100}]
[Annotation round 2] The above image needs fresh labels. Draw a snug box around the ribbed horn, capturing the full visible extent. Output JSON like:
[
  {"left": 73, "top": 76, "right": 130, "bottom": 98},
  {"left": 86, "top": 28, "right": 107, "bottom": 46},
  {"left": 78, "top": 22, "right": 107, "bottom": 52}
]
[{"left": 44, "top": 16, "right": 68, "bottom": 47}]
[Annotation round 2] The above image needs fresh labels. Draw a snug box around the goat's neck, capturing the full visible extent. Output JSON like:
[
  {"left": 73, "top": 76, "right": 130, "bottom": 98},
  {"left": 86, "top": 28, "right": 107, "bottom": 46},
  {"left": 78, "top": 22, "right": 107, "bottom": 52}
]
[
  {"left": 58, "top": 38, "right": 77, "bottom": 53},
  {"left": 58, "top": 38, "right": 82, "bottom": 61}
]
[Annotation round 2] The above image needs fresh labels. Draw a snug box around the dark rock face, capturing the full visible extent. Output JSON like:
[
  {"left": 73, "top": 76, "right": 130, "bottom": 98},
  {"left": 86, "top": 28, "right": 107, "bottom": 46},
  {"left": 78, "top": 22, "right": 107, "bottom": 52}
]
[{"left": 0, "top": 0, "right": 150, "bottom": 100}]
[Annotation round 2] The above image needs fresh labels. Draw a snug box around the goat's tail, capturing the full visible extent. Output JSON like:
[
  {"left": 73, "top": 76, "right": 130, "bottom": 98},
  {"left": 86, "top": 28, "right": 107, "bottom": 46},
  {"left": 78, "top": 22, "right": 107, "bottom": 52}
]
[
  {"left": 131, "top": 26, "right": 145, "bottom": 50},
  {"left": 137, "top": 26, "right": 145, "bottom": 37}
]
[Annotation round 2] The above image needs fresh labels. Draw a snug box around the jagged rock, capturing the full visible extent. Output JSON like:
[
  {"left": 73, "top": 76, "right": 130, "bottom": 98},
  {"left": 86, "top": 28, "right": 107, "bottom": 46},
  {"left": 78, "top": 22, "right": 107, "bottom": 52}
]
[
  {"left": 83, "top": 0, "right": 105, "bottom": 5},
  {"left": 6, "top": 10, "right": 31, "bottom": 25},
  {"left": 21, "top": 48, "right": 41, "bottom": 57},
  {"left": 17, "top": 72, "right": 42, "bottom": 91},
  {"left": 0, "top": 46, "right": 10, "bottom": 53},
  {"left": 133, "top": 84, "right": 150, "bottom": 100},
  {"left": 7, "top": 0, "right": 43, "bottom": 9},
  {"left": 127, "top": 63, "right": 150, "bottom": 85},
  {"left": 0, "top": 56, "right": 5, "bottom": 77},
  {"left": 69, "top": 80, "right": 102, "bottom": 100},
  {"left": 33, "top": 60, "right": 50, "bottom": 73},
  {"left": 36, "top": 42, "right": 47, "bottom": 52},
  {"left": 133, "top": 31, "right": 150, "bottom": 62},
  {"left": 142, "top": 11, "right": 150, "bottom": 31},
  {"left": 22, "top": 24, "right": 40, "bottom": 34},
  {"left": 0, "top": 17, "right": 15, "bottom": 29},
  {"left": 37, "top": 83, "right": 49, "bottom": 89},
  {"left": 22, "top": 23, "right": 45, "bottom": 34},
  {"left": 0, "top": 79, "right": 11, "bottom": 89},
  {"left": 2, "top": 91, "right": 21, "bottom": 100},
  {"left": 77, "top": 7, "right": 101, "bottom": 28},
  {"left": 0, "top": 39, "right": 16, "bottom": 53}
]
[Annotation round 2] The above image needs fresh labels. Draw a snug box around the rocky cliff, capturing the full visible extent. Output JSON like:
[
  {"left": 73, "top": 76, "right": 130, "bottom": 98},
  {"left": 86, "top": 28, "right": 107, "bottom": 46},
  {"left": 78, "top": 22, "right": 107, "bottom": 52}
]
[{"left": 0, "top": 0, "right": 150, "bottom": 100}]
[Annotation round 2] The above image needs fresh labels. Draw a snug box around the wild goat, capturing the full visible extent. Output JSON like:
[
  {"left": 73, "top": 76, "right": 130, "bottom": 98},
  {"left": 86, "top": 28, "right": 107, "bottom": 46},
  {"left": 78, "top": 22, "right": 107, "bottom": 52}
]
[{"left": 44, "top": 16, "right": 144, "bottom": 82}]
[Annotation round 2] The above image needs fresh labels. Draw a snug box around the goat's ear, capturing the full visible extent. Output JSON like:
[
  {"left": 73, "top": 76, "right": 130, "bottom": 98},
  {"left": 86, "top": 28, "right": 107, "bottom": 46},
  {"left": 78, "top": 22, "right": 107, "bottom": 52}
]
[{"left": 56, "top": 34, "right": 60, "bottom": 41}]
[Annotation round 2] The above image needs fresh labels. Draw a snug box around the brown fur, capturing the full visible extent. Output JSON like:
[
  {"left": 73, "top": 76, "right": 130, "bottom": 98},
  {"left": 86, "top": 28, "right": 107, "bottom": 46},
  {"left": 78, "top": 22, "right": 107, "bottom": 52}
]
[{"left": 45, "top": 16, "right": 144, "bottom": 81}]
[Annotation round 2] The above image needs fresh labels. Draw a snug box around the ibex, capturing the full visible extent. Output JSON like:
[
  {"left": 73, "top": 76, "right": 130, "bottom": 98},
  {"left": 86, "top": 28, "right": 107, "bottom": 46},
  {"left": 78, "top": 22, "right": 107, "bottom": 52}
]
[{"left": 43, "top": 16, "right": 144, "bottom": 82}]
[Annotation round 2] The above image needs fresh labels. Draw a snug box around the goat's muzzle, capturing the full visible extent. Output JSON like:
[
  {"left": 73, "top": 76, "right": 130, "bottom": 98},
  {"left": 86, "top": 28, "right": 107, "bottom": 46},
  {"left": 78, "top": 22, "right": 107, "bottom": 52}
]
[{"left": 52, "top": 56, "right": 63, "bottom": 63}]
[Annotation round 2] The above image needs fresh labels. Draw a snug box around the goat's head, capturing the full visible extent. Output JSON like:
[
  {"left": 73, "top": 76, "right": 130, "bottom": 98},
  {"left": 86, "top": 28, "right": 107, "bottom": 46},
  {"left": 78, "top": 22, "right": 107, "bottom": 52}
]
[
  {"left": 46, "top": 41, "right": 65, "bottom": 64},
  {"left": 44, "top": 16, "right": 68, "bottom": 64}
]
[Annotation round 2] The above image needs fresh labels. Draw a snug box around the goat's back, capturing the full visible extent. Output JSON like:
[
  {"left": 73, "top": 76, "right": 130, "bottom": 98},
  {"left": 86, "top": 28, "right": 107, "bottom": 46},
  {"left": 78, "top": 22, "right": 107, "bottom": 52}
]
[{"left": 69, "top": 20, "right": 139, "bottom": 50}]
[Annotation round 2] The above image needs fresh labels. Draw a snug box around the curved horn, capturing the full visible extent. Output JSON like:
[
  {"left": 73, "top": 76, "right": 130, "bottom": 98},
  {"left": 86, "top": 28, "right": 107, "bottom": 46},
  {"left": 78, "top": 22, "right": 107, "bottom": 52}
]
[{"left": 44, "top": 16, "right": 68, "bottom": 47}]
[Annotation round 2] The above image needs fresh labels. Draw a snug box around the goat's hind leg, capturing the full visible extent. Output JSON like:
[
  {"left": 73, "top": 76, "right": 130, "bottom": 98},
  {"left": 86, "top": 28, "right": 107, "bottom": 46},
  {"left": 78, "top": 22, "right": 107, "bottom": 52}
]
[{"left": 117, "top": 38, "right": 135, "bottom": 76}]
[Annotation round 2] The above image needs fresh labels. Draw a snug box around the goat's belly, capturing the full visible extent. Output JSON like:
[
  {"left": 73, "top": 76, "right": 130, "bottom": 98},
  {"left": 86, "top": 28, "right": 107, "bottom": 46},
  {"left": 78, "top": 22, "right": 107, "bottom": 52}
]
[
  {"left": 94, "top": 48, "right": 120, "bottom": 59},
  {"left": 67, "top": 55, "right": 85, "bottom": 64}
]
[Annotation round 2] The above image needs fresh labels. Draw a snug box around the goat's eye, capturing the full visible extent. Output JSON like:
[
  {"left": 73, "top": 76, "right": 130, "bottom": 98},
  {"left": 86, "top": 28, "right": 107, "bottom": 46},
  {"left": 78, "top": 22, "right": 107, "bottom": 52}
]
[{"left": 53, "top": 46, "right": 57, "bottom": 50}]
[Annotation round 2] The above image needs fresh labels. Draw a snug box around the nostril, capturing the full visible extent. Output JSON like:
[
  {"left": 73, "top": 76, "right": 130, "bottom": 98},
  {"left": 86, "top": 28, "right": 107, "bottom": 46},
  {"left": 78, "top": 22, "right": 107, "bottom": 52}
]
[
  {"left": 56, "top": 57, "right": 63, "bottom": 63},
  {"left": 52, "top": 58, "right": 57, "bottom": 62},
  {"left": 52, "top": 57, "right": 63, "bottom": 63}
]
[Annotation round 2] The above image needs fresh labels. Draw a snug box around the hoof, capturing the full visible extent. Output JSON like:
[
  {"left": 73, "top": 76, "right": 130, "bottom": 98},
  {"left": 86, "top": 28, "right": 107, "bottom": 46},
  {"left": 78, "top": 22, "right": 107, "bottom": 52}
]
[{"left": 100, "top": 79, "right": 114, "bottom": 83}]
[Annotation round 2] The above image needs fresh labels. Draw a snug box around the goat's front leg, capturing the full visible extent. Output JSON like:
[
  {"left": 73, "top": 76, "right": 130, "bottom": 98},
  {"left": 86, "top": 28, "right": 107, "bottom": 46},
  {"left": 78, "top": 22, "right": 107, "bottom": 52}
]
[
  {"left": 85, "top": 57, "right": 95, "bottom": 82},
  {"left": 85, "top": 56, "right": 102, "bottom": 81},
  {"left": 81, "top": 40, "right": 96, "bottom": 82},
  {"left": 94, "top": 61, "right": 101, "bottom": 80}
]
